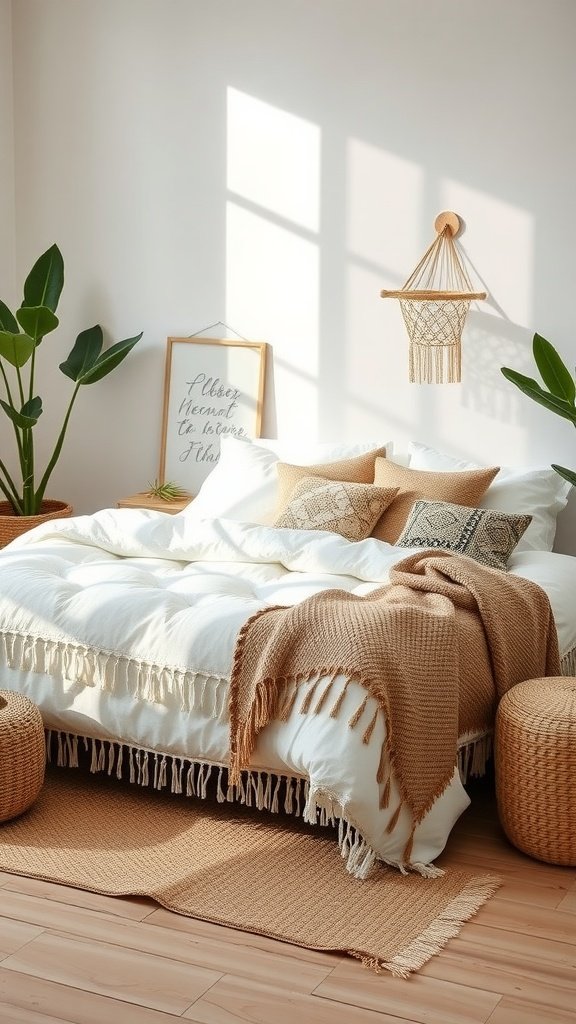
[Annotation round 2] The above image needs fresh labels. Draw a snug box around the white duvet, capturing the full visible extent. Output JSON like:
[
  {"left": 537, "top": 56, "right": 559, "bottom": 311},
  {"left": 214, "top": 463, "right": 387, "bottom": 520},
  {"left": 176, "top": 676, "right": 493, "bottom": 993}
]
[{"left": 1, "top": 508, "right": 575, "bottom": 873}]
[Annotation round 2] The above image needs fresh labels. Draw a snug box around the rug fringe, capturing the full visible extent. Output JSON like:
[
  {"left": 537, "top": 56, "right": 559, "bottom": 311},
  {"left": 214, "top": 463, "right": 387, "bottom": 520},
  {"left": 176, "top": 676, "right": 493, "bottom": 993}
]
[{"left": 348, "top": 872, "right": 501, "bottom": 976}]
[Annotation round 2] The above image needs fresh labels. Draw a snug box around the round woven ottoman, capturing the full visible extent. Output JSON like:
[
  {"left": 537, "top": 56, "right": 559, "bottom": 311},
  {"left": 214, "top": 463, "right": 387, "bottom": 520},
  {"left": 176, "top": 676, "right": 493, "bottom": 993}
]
[
  {"left": 495, "top": 677, "right": 576, "bottom": 866},
  {"left": 0, "top": 690, "right": 46, "bottom": 823}
]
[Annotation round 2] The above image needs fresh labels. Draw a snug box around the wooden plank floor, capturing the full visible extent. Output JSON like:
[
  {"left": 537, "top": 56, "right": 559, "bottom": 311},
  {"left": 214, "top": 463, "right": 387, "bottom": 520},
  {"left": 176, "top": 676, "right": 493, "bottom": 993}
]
[{"left": 0, "top": 778, "right": 575, "bottom": 1024}]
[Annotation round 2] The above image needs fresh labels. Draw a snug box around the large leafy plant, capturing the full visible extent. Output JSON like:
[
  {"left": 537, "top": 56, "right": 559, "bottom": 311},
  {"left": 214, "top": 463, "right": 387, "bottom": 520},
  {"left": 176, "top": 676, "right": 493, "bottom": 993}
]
[
  {"left": 0, "top": 244, "right": 142, "bottom": 515},
  {"left": 501, "top": 333, "right": 576, "bottom": 487}
]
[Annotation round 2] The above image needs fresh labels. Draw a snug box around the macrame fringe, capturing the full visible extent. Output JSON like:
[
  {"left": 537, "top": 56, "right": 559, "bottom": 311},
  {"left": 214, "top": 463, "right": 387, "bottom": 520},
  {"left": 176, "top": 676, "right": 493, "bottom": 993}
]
[
  {"left": 4, "top": 626, "right": 499, "bottom": 792},
  {"left": 0, "top": 630, "right": 228, "bottom": 720},
  {"left": 409, "top": 339, "right": 461, "bottom": 385},
  {"left": 348, "top": 873, "right": 501, "bottom": 976}
]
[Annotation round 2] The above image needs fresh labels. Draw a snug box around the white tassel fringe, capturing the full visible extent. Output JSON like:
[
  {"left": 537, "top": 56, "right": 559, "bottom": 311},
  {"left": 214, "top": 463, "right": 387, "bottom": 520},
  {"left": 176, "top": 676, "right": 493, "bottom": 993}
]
[
  {"left": 43, "top": 728, "right": 419, "bottom": 878},
  {"left": 0, "top": 629, "right": 227, "bottom": 719},
  {"left": 561, "top": 645, "right": 576, "bottom": 677},
  {"left": 457, "top": 732, "right": 492, "bottom": 784}
]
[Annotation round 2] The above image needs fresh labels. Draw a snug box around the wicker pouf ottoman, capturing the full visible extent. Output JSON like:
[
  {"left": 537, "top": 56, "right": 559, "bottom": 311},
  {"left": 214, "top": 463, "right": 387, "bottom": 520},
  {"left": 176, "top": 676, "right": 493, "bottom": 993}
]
[
  {"left": 0, "top": 689, "right": 46, "bottom": 823},
  {"left": 495, "top": 677, "right": 576, "bottom": 866}
]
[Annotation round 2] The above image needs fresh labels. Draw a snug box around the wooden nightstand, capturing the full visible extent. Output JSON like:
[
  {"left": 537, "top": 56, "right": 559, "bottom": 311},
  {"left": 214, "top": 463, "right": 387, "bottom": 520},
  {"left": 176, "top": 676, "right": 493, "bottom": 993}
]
[{"left": 117, "top": 492, "right": 193, "bottom": 514}]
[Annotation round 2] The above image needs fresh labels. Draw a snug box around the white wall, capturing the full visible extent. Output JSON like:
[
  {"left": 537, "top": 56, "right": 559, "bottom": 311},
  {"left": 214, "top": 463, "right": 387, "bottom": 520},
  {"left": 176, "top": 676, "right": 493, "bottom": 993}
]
[
  {"left": 5, "top": 0, "right": 576, "bottom": 552},
  {"left": 0, "top": 0, "right": 15, "bottom": 302}
]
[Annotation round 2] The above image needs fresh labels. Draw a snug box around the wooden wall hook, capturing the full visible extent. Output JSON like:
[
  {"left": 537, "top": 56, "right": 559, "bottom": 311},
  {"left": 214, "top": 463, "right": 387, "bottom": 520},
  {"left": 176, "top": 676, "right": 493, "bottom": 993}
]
[{"left": 434, "top": 211, "right": 461, "bottom": 237}]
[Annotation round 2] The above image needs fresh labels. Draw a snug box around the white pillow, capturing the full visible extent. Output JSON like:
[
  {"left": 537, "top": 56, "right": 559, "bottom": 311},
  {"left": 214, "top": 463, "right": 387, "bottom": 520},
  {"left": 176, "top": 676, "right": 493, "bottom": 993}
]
[
  {"left": 255, "top": 437, "right": 389, "bottom": 463},
  {"left": 408, "top": 441, "right": 571, "bottom": 553},
  {"left": 184, "top": 436, "right": 391, "bottom": 524}
]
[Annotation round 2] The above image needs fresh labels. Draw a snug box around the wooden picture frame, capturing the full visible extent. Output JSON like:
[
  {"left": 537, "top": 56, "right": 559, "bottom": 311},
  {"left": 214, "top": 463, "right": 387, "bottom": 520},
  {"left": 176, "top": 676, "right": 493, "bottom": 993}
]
[{"left": 159, "top": 337, "right": 267, "bottom": 495}]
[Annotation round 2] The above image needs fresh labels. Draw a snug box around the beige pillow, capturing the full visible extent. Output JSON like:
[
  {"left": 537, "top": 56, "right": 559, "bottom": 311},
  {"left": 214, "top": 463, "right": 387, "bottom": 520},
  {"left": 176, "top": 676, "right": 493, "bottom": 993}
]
[
  {"left": 372, "top": 458, "right": 499, "bottom": 544},
  {"left": 274, "top": 476, "right": 398, "bottom": 541},
  {"left": 276, "top": 447, "right": 387, "bottom": 515},
  {"left": 396, "top": 499, "right": 532, "bottom": 571}
]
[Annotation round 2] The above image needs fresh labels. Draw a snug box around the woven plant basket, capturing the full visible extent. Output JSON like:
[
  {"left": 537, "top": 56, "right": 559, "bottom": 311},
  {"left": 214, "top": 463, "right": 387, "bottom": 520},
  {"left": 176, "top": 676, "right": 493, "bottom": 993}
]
[
  {"left": 0, "top": 690, "right": 46, "bottom": 823},
  {"left": 495, "top": 677, "right": 576, "bottom": 866},
  {"left": 0, "top": 499, "right": 73, "bottom": 549}
]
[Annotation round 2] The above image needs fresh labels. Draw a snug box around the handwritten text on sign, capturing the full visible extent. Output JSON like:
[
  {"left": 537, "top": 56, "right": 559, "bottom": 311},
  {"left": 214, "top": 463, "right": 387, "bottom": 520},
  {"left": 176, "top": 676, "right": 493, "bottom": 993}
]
[
  {"left": 161, "top": 338, "right": 266, "bottom": 494},
  {"left": 176, "top": 372, "right": 247, "bottom": 465}
]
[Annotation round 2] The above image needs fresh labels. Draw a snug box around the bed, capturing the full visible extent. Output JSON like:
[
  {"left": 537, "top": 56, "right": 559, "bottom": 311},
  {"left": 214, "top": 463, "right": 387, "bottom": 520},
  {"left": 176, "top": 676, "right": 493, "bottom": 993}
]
[{"left": 0, "top": 436, "right": 574, "bottom": 878}]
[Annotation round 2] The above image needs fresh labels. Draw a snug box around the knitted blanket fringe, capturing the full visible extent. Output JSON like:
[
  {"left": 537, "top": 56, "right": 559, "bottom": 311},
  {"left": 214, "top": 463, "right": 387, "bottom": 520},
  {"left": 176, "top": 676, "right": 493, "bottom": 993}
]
[
  {"left": 227, "top": 552, "right": 561, "bottom": 866},
  {"left": 44, "top": 727, "right": 492, "bottom": 880}
]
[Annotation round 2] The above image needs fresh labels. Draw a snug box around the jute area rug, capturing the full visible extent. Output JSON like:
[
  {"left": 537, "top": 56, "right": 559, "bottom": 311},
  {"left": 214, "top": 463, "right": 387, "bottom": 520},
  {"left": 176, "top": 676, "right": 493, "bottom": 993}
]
[{"left": 0, "top": 769, "right": 500, "bottom": 977}]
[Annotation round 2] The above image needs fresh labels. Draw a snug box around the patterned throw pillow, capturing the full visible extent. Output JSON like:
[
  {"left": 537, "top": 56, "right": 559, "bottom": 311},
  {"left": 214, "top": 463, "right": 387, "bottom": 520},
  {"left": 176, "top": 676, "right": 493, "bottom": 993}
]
[
  {"left": 275, "top": 447, "right": 387, "bottom": 516},
  {"left": 274, "top": 477, "right": 398, "bottom": 542},
  {"left": 396, "top": 499, "right": 532, "bottom": 570}
]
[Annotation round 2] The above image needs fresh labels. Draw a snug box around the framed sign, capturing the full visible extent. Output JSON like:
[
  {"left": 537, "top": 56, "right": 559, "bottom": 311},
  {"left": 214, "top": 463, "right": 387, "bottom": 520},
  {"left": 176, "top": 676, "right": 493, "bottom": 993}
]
[{"left": 159, "top": 337, "right": 267, "bottom": 494}]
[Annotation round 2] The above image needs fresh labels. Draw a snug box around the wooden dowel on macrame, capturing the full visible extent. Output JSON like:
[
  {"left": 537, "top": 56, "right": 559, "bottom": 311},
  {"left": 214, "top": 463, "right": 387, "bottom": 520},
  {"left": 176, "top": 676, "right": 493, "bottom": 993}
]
[{"left": 381, "top": 290, "right": 486, "bottom": 300}]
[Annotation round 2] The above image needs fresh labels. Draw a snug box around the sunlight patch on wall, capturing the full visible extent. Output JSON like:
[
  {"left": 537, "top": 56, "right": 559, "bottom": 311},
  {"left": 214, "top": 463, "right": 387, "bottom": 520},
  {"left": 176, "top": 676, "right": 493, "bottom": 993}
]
[
  {"left": 227, "top": 87, "right": 320, "bottom": 231},
  {"left": 441, "top": 180, "right": 534, "bottom": 328},
  {"left": 226, "top": 87, "right": 321, "bottom": 438},
  {"left": 346, "top": 139, "right": 424, "bottom": 274},
  {"left": 343, "top": 263, "right": 416, "bottom": 438},
  {"left": 226, "top": 201, "right": 319, "bottom": 437}
]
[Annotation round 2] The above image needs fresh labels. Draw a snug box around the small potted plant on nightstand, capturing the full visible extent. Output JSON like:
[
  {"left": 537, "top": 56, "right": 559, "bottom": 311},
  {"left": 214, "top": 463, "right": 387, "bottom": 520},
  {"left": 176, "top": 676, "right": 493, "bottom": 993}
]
[
  {"left": 117, "top": 479, "right": 192, "bottom": 514},
  {"left": 0, "top": 244, "right": 142, "bottom": 546},
  {"left": 147, "top": 479, "right": 189, "bottom": 502}
]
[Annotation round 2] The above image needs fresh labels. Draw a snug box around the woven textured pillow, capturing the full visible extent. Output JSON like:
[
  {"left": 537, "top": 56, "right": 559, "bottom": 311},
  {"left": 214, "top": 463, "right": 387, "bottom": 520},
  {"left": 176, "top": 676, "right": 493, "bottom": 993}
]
[
  {"left": 274, "top": 477, "right": 398, "bottom": 541},
  {"left": 372, "top": 458, "right": 499, "bottom": 544},
  {"left": 275, "top": 447, "right": 387, "bottom": 515},
  {"left": 396, "top": 499, "right": 532, "bottom": 570}
]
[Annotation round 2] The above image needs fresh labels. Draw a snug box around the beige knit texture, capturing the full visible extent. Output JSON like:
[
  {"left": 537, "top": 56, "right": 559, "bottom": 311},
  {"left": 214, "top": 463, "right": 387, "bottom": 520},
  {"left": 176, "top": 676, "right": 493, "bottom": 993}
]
[
  {"left": 229, "top": 550, "right": 560, "bottom": 858},
  {"left": 275, "top": 446, "right": 387, "bottom": 514},
  {"left": 0, "top": 770, "right": 501, "bottom": 977},
  {"left": 371, "top": 458, "right": 499, "bottom": 543}
]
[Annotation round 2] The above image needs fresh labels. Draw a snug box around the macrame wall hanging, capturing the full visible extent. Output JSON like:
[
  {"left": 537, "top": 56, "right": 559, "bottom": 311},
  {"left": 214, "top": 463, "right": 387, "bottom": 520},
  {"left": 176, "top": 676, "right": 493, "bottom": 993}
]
[{"left": 380, "top": 212, "right": 486, "bottom": 384}]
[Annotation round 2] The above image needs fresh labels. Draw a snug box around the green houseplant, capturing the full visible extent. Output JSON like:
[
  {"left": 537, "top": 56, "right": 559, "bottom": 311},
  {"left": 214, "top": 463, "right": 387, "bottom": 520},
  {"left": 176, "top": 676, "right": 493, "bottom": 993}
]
[
  {"left": 147, "top": 479, "right": 188, "bottom": 501},
  {"left": 0, "top": 244, "right": 142, "bottom": 522},
  {"left": 501, "top": 332, "right": 576, "bottom": 488}
]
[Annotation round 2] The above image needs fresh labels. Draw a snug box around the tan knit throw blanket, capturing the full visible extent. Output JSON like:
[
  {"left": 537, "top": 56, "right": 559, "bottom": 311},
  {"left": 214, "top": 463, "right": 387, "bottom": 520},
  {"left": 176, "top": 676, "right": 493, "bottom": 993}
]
[{"left": 229, "top": 550, "right": 560, "bottom": 858}]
